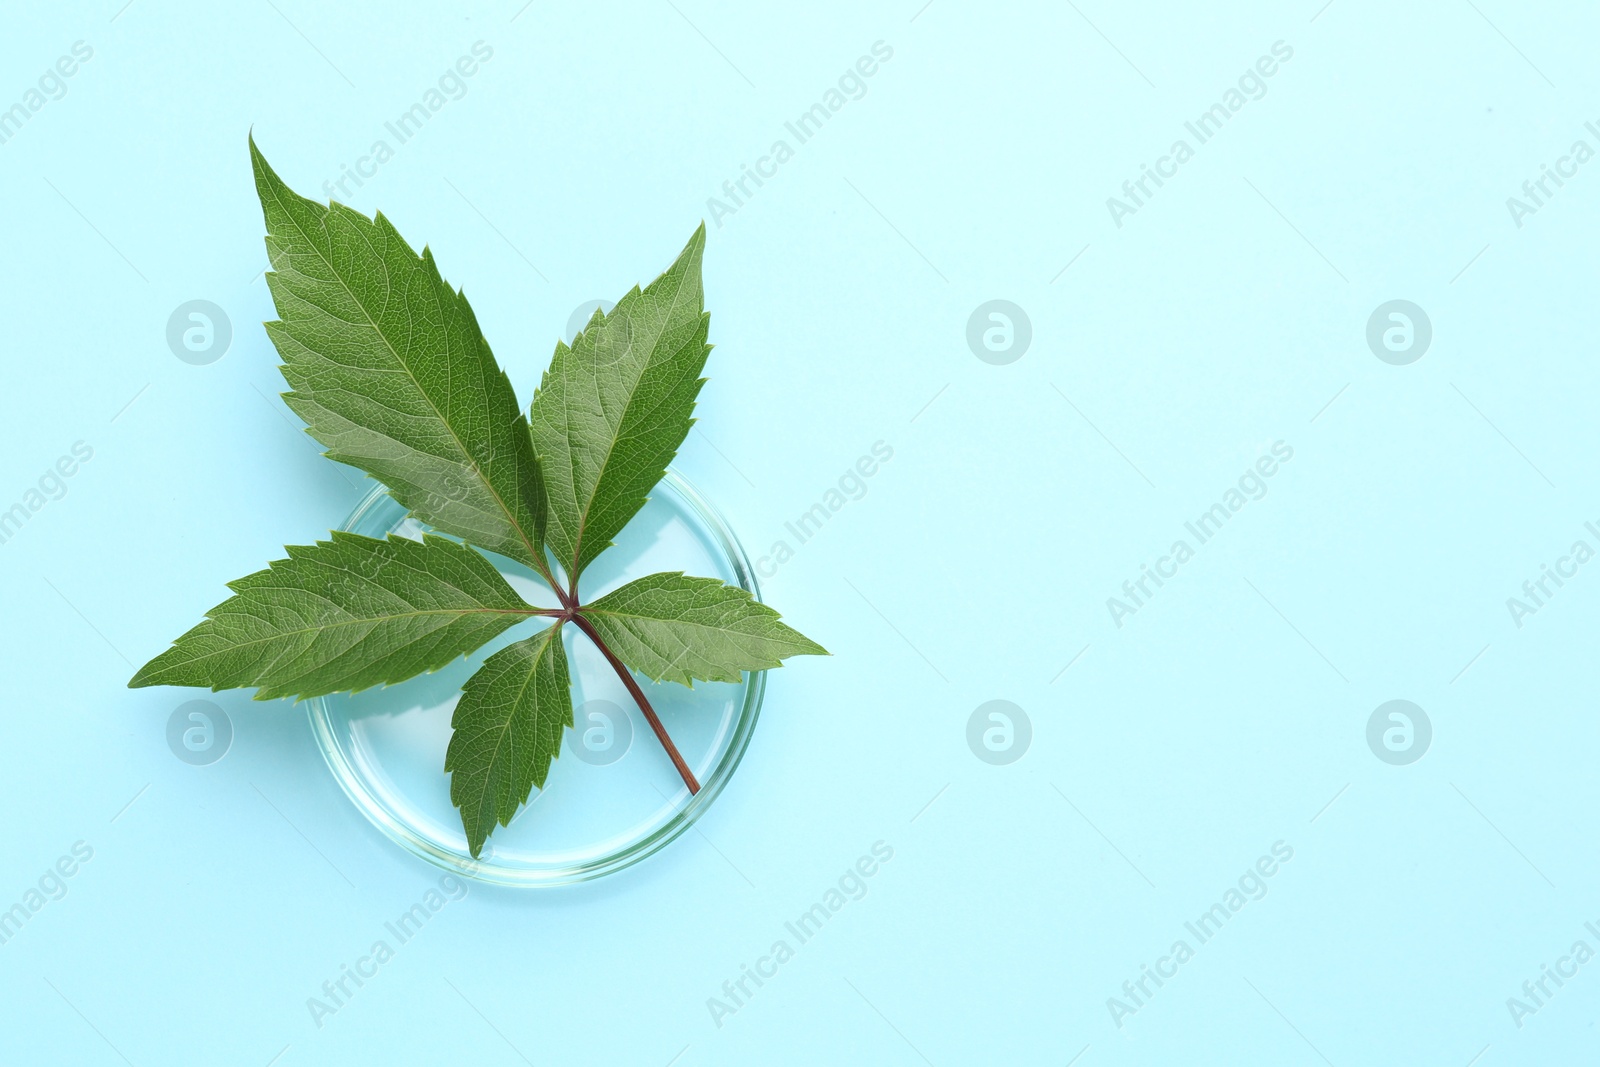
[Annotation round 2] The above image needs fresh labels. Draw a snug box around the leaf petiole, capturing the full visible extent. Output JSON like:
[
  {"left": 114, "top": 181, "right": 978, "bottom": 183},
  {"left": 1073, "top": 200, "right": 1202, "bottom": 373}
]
[{"left": 568, "top": 611, "right": 701, "bottom": 795}]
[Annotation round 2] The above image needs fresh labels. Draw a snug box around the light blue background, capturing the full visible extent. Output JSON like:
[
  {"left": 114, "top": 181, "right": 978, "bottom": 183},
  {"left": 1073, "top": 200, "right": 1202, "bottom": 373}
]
[{"left": 1, "top": 0, "right": 1595, "bottom": 1063}]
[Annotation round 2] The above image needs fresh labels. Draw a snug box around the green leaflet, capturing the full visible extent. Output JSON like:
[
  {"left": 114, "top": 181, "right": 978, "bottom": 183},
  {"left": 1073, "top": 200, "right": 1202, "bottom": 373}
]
[
  {"left": 445, "top": 624, "right": 572, "bottom": 858},
  {"left": 250, "top": 136, "right": 550, "bottom": 576},
  {"left": 580, "top": 572, "right": 828, "bottom": 686},
  {"left": 129, "top": 533, "right": 539, "bottom": 701},
  {"left": 529, "top": 226, "right": 711, "bottom": 587}
]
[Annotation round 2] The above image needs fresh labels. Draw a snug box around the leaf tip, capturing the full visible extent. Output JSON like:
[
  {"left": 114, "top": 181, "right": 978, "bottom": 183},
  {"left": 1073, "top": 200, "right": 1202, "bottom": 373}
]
[
  {"left": 247, "top": 130, "right": 270, "bottom": 172},
  {"left": 127, "top": 652, "right": 171, "bottom": 689}
]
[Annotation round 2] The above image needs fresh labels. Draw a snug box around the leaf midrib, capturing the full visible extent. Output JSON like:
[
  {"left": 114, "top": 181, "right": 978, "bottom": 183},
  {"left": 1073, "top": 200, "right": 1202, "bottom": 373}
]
[
  {"left": 479, "top": 630, "right": 550, "bottom": 814},
  {"left": 581, "top": 604, "right": 755, "bottom": 637},
  {"left": 158, "top": 604, "right": 543, "bottom": 673}
]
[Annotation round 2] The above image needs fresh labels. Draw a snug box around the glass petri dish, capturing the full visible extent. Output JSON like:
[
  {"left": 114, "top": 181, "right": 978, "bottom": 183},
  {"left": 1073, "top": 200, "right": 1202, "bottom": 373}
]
[{"left": 305, "top": 470, "right": 763, "bottom": 887}]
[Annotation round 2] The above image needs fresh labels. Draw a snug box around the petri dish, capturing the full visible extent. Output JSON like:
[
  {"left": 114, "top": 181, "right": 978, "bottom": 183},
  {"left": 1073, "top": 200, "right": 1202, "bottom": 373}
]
[{"left": 305, "top": 470, "right": 763, "bottom": 887}]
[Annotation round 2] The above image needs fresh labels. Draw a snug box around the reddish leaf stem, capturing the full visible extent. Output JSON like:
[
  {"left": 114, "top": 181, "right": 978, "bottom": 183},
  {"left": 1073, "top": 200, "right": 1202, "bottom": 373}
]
[{"left": 568, "top": 611, "right": 701, "bottom": 794}]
